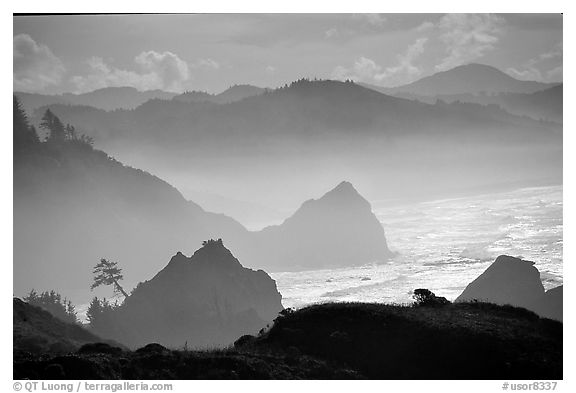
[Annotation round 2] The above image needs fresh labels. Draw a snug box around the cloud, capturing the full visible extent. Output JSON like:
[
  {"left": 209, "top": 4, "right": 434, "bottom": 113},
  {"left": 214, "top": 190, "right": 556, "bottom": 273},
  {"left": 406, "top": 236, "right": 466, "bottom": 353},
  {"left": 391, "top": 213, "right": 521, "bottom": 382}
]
[
  {"left": 331, "top": 37, "right": 428, "bottom": 86},
  {"left": 134, "top": 51, "right": 190, "bottom": 89},
  {"left": 13, "top": 34, "right": 66, "bottom": 92},
  {"left": 193, "top": 58, "right": 220, "bottom": 70},
  {"left": 415, "top": 21, "right": 435, "bottom": 33},
  {"left": 377, "top": 38, "right": 428, "bottom": 81},
  {"left": 334, "top": 57, "right": 382, "bottom": 81},
  {"left": 506, "top": 42, "right": 563, "bottom": 82},
  {"left": 325, "top": 28, "right": 339, "bottom": 39},
  {"left": 352, "top": 13, "right": 387, "bottom": 27},
  {"left": 265, "top": 65, "right": 277, "bottom": 75},
  {"left": 325, "top": 14, "right": 387, "bottom": 41},
  {"left": 435, "top": 14, "right": 505, "bottom": 71},
  {"left": 71, "top": 50, "right": 190, "bottom": 93},
  {"left": 506, "top": 67, "right": 542, "bottom": 81}
]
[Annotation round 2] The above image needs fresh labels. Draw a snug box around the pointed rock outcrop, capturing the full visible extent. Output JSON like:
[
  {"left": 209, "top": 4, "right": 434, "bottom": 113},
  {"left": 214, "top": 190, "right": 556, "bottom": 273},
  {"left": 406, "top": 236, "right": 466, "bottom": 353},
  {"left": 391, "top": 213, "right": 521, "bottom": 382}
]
[
  {"left": 90, "top": 240, "right": 283, "bottom": 349},
  {"left": 456, "top": 255, "right": 562, "bottom": 321},
  {"left": 238, "top": 181, "right": 392, "bottom": 271}
]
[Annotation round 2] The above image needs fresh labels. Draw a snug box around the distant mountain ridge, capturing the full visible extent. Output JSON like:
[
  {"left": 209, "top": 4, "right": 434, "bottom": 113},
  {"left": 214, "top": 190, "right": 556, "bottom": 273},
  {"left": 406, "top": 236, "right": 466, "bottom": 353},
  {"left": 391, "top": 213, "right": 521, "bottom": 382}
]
[
  {"left": 15, "top": 87, "right": 178, "bottom": 113},
  {"left": 173, "top": 84, "right": 266, "bottom": 104},
  {"left": 26, "top": 77, "right": 562, "bottom": 216},
  {"left": 371, "top": 63, "right": 558, "bottom": 96},
  {"left": 366, "top": 84, "right": 563, "bottom": 123},
  {"left": 16, "top": 84, "right": 267, "bottom": 115},
  {"left": 34, "top": 78, "right": 560, "bottom": 149}
]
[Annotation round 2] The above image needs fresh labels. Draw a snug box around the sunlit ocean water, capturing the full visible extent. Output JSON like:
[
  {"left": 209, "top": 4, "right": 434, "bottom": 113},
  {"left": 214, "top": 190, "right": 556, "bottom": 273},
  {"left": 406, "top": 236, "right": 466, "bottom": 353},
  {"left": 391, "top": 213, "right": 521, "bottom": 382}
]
[{"left": 271, "top": 185, "right": 563, "bottom": 309}]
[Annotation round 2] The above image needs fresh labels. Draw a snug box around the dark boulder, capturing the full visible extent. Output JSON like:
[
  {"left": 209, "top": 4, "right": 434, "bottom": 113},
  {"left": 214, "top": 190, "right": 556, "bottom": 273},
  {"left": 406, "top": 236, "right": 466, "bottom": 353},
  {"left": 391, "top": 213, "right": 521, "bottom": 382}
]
[{"left": 456, "top": 256, "right": 562, "bottom": 321}]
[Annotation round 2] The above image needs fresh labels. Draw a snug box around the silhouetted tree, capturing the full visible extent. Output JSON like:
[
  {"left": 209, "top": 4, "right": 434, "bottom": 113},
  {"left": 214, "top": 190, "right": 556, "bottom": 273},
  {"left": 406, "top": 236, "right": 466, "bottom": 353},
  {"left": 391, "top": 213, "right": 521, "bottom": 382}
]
[
  {"left": 24, "top": 289, "right": 78, "bottom": 324},
  {"left": 65, "top": 124, "right": 77, "bottom": 140},
  {"left": 40, "top": 109, "right": 66, "bottom": 143},
  {"left": 86, "top": 296, "right": 103, "bottom": 325},
  {"left": 86, "top": 296, "right": 118, "bottom": 337},
  {"left": 202, "top": 238, "right": 223, "bottom": 247},
  {"left": 91, "top": 258, "right": 129, "bottom": 298},
  {"left": 74, "top": 133, "right": 95, "bottom": 147},
  {"left": 13, "top": 96, "right": 39, "bottom": 151}
]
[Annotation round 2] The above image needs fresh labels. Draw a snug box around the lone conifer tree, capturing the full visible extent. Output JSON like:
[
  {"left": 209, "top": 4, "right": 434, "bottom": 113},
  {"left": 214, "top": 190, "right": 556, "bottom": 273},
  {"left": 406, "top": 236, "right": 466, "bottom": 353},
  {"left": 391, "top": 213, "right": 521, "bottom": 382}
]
[
  {"left": 40, "top": 109, "right": 66, "bottom": 143},
  {"left": 91, "top": 258, "right": 129, "bottom": 298}
]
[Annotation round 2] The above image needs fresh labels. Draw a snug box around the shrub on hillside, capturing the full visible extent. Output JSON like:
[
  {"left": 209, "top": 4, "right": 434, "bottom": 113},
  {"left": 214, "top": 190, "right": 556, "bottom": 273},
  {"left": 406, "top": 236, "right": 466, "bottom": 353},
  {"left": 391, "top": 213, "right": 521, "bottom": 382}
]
[{"left": 412, "top": 289, "right": 450, "bottom": 307}]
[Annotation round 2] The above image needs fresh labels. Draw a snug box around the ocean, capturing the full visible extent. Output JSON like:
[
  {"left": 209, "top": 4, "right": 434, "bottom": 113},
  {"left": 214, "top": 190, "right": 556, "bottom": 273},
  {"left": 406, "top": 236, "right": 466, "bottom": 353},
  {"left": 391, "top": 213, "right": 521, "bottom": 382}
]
[{"left": 271, "top": 185, "right": 563, "bottom": 309}]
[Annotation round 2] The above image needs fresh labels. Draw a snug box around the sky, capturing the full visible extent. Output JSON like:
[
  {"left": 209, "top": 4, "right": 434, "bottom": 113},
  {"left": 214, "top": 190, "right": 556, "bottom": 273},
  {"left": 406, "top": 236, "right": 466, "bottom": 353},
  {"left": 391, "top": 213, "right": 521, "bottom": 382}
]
[{"left": 13, "top": 13, "right": 563, "bottom": 94}]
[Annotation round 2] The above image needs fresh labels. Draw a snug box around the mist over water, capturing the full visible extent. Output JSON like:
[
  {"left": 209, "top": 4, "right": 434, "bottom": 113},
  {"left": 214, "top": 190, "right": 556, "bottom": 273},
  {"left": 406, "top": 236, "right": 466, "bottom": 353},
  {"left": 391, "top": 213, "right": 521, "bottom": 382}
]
[{"left": 273, "top": 185, "right": 562, "bottom": 309}]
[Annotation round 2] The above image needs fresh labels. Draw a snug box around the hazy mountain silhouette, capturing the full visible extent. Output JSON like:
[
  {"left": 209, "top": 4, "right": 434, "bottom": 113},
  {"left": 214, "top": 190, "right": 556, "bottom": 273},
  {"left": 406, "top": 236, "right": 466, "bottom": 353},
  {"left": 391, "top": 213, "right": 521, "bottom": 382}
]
[
  {"left": 171, "top": 90, "right": 215, "bottom": 104},
  {"left": 14, "top": 136, "right": 246, "bottom": 304},
  {"left": 13, "top": 298, "right": 112, "bottom": 356},
  {"left": 365, "top": 63, "right": 558, "bottom": 96},
  {"left": 455, "top": 255, "right": 562, "bottom": 321},
  {"left": 379, "top": 84, "right": 562, "bottom": 123},
  {"left": 86, "top": 240, "right": 283, "bottom": 349},
  {"left": 237, "top": 181, "right": 392, "bottom": 271},
  {"left": 213, "top": 84, "right": 267, "bottom": 103},
  {"left": 15, "top": 87, "right": 178, "bottom": 113},
  {"left": 64, "top": 87, "right": 177, "bottom": 111},
  {"left": 172, "top": 84, "right": 266, "bottom": 104},
  {"left": 34, "top": 79, "right": 559, "bottom": 147},
  {"left": 183, "top": 188, "right": 286, "bottom": 229},
  {"left": 14, "top": 114, "right": 393, "bottom": 302},
  {"left": 14, "top": 92, "right": 70, "bottom": 116},
  {"left": 25, "top": 78, "right": 562, "bottom": 231}
]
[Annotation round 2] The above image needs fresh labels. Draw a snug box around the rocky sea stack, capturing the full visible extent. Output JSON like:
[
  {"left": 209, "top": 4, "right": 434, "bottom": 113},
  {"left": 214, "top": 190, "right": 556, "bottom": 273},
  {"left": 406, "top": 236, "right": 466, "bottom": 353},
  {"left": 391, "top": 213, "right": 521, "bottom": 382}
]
[
  {"left": 89, "top": 240, "right": 283, "bottom": 349},
  {"left": 456, "top": 255, "right": 562, "bottom": 321},
  {"left": 242, "top": 181, "right": 393, "bottom": 271}
]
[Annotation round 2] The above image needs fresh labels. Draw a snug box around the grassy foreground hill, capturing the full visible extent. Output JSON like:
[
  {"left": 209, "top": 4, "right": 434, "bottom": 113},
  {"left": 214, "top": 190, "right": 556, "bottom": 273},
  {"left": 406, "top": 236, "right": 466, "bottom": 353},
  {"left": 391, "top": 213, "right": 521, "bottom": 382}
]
[
  {"left": 13, "top": 298, "right": 123, "bottom": 357},
  {"left": 14, "top": 301, "right": 562, "bottom": 380}
]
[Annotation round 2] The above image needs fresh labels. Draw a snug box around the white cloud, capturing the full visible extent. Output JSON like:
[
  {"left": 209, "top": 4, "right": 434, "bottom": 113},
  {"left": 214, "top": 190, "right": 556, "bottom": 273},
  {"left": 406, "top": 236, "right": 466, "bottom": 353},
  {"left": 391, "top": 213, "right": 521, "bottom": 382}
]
[
  {"left": 193, "top": 58, "right": 220, "bottom": 70},
  {"left": 415, "top": 21, "right": 434, "bottom": 33},
  {"left": 352, "top": 13, "right": 387, "bottom": 27},
  {"left": 331, "top": 57, "right": 383, "bottom": 82},
  {"left": 13, "top": 34, "right": 66, "bottom": 92},
  {"left": 325, "top": 28, "right": 339, "bottom": 39},
  {"left": 265, "top": 65, "right": 277, "bottom": 75},
  {"left": 376, "top": 38, "right": 428, "bottom": 82},
  {"left": 331, "top": 37, "right": 428, "bottom": 86},
  {"left": 325, "top": 14, "right": 386, "bottom": 40},
  {"left": 506, "top": 67, "right": 542, "bottom": 81},
  {"left": 331, "top": 65, "right": 351, "bottom": 81},
  {"left": 353, "top": 57, "right": 382, "bottom": 81},
  {"left": 71, "top": 50, "right": 190, "bottom": 93},
  {"left": 506, "top": 42, "right": 562, "bottom": 82},
  {"left": 435, "top": 14, "right": 505, "bottom": 71},
  {"left": 135, "top": 51, "right": 190, "bottom": 89}
]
